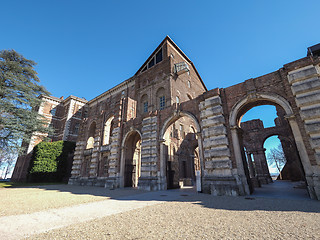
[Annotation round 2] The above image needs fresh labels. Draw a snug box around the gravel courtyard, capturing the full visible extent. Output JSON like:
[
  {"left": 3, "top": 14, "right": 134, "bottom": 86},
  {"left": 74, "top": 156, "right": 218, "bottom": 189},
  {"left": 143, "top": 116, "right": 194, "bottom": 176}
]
[{"left": 1, "top": 184, "right": 319, "bottom": 240}]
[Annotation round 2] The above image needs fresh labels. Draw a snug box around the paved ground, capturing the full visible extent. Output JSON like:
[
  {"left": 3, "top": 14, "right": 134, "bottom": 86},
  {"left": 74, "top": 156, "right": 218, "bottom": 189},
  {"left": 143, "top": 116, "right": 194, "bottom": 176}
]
[
  {"left": 252, "top": 180, "right": 310, "bottom": 200},
  {"left": 1, "top": 182, "right": 319, "bottom": 239}
]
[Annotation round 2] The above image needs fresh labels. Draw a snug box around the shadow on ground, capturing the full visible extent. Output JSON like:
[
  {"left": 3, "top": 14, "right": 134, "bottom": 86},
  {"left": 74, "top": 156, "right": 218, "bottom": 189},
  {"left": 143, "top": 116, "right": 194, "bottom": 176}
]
[{"left": 14, "top": 180, "right": 319, "bottom": 213}]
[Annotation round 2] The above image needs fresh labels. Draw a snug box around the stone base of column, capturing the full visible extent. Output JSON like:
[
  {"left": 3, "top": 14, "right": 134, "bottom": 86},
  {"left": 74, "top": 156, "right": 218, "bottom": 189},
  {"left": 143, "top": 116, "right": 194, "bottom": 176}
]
[
  {"left": 203, "top": 176, "right": 241, "bottom": 196},
  {"left": 138, "top": 176, "right": 159, "bottom": 191},
  {"left": 250, "top": 177, "right": 260, "bottom": 188},
  {"left": 104, "top": 177, "right": 120, "bottom": 189},
  {"left": 257, "top": 175, "right": 270, "bottom": 185},
  {"left": 68, "top": 176, "right": 120, "bottom": 189},
  {"left": 94, "top": 177, "right": 108, "bottom": 187},
  {"left": 68, "top": 177, "right": 93, "bottom": 186},
  {"left": 68, "top": 177, "right": 80, "bottom": 185},
  {"left": 306, "top": 174, "right": 320, "bottom": 200}
]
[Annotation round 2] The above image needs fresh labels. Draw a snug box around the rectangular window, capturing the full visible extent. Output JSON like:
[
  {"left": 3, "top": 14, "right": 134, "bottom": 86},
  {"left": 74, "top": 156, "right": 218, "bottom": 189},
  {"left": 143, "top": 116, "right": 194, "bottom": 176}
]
[
  {"left": 160, "top": 96, "right": 165, "bottom": 110},
  {"left": 74, "top": 123, "right": 80, "bottom": 135},
  {"left": 148, "top": 57, "right": 155, "bottom": 68},
  {"left": 143, "top": 101, "right": 148, "bottom": 113},
  {"left": 156, "top": 49, "right": 163, "bottom": 64}
]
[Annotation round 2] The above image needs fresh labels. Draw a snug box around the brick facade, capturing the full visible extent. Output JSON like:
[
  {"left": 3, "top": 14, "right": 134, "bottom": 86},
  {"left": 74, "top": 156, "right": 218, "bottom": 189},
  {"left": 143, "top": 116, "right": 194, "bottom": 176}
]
[{"left": 12, "top": 37, "right": 320, "bottom": 200}]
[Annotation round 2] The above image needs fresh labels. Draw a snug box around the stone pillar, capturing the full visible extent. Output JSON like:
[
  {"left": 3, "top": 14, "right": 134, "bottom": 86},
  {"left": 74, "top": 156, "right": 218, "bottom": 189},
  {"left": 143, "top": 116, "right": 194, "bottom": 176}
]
[
  {"left": 105, "top": 126, "right": 121, "bottom": 189},
  {"left": 199, "top": 95, "right": 249, "bottom": 196},
  {"left": 68, "top": 140, "right": 86, "bottom": 185},
  {"left": 246, "top": 151, "right": 260, "bottom": 187},
  {"left": 230, "top": 126, "right": 250, "bottom": 195},
  {"left": 251, "top": 148, "right": 272, "bottom": 184},
  {"left": 287, "top": 65, "right": 320, "bottom": 200},
  {"left": 138, "top": 116, "right": 158, "bottom": 191},
  {"left": 159, "top": 139, "right": 167, "bottom": 190}
]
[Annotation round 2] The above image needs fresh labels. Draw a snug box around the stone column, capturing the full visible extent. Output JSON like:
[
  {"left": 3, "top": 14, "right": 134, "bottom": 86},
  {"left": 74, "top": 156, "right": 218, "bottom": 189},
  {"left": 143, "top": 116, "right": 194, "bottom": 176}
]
[
  {"left": 251, "top": 148, "right": 271, "bottom": 184},
  {"left": 246, "top": 151, "right": 260, "bottom": 187},
  {"left": 159, "top": 139, "right": 167, "bottom": 190},
  {"left": 138, "top": 116, "right": 158, "bottom": 191},
  {"left": 230, "top": 126, "right": 250, "bottom": 195}
]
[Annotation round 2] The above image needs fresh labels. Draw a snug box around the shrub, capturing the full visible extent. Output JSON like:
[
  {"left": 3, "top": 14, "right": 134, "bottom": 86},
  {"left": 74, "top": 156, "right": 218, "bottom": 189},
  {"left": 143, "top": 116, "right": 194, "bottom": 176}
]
[{"left": 27, "top": 141, "right": 76, "bottom": 182}]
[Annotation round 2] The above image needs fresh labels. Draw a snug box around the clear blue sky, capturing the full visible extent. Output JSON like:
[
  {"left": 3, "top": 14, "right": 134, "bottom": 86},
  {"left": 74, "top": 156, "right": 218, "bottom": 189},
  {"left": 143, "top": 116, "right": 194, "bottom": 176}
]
[
  {"left": 2, "top": 1, "right": 319, "bottom": 177},
  {"left": 2, "top": 1, "right": 319, "bottom": 101}
]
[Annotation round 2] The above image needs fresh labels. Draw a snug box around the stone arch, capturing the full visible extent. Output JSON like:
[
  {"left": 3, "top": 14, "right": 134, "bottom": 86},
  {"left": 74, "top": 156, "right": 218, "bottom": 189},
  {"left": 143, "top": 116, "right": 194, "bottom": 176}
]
[
  {"left": 159, "top": 110, "right": 204, "bottom": 191},
  {"left": 102, "top": 115, "right": 114, "bottom": 145},
  {"left": 229, "top": 92, "right": 314, "bottom": 197},
  {"left": 229, "top": 92, "right": 293, "bottom": 127},
  {"left": 120, "top": 129, "right": 142, "bottom": 188},
  {"left": 160, "top": 111, "right": 201, "bottom": 139},
  {"left": 262, "top": 134, "right": 305, "bottom": 181}
]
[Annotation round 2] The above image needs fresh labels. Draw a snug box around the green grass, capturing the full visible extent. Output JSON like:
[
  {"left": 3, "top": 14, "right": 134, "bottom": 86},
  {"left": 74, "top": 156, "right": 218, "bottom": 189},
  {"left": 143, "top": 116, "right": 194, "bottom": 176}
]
[{"left": 0, "top": 182, "right": 65, "bottom": 188}]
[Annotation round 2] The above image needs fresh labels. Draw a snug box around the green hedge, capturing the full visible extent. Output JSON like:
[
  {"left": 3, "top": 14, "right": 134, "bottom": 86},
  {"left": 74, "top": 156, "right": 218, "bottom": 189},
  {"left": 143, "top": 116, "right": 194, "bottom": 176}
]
[{"left": 27, "top": 141, "right": 76, "bottom": 182}]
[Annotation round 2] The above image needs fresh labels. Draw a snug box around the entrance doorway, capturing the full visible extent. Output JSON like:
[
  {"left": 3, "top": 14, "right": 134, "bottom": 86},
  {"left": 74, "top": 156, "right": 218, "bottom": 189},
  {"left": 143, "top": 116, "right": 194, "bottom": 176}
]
[
  {"left": 161, "top": 113, "right": 202, "bottom": 191},
  {"left": 122, "top": 131, "right": 141, "bottom": 188}
]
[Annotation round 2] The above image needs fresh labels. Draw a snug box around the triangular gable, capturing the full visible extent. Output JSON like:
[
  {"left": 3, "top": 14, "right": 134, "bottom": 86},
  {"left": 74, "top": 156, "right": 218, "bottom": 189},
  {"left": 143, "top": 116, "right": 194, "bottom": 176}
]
[{"left": 135, "top": 36, "right": 207, "bottom": 91}]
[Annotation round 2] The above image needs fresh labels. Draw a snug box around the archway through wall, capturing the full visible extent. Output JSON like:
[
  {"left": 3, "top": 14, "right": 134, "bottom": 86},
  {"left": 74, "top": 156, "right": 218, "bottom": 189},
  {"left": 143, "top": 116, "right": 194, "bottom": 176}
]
[
  {"left": 230, "top": 93, "right": 310, "bottom": 198},
  {"left": 121, "top": 130, "right": 142, "bottom": 188},
  {"left": 160, "top": 111, "right": 203, "bottom": 191},
  {"left": 263, "top": 135, "right": 305, "bottom": 181}
]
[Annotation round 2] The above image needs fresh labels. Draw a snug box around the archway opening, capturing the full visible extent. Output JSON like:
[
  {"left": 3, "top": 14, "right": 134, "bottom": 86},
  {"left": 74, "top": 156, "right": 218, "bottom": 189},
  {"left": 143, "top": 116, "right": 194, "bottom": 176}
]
[
  {"left": 123, "top": 131, "right": 141, "bottom": 188},
  {"left": 264, "top": 135, "right": 305, "bottom": 182},
  {"left": 162, "top": 114, "right": 201, "bottom": 190},
  {"left": 239, "top": 103, "right": 307, "bottom": 198}
]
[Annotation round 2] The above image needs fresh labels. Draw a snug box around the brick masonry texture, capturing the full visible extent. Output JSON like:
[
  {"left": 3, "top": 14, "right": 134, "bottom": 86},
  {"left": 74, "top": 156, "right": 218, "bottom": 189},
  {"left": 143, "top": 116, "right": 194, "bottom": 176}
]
[{"left": 12, "top": 37, "right": 320, "bottom": 200}]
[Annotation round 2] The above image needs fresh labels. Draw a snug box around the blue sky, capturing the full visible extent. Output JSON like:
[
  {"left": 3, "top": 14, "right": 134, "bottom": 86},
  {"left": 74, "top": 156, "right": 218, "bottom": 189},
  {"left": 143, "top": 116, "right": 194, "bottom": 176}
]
[
  {"left": 2, "top": 1, "right": 319, "bottom": 101},
  {"left": 2, "top": 1, "right": 319, "bottom": 176}
]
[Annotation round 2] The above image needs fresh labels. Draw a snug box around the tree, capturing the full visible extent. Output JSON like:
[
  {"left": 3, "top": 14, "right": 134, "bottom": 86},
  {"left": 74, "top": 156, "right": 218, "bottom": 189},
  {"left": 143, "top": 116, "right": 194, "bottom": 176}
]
[
  {"left": 0, "top": 146, "right": 16, "bottom": 179},
  {"left": 0, "top": 49, "right": 52, "bottom": 155},
  {"left": 267, "top": 144, "right": 286, "bottom": 180}
]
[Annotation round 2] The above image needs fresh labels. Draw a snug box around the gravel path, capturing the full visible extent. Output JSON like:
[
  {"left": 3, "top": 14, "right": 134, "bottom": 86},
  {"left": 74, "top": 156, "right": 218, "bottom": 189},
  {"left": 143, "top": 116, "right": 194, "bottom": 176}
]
[
  {"left": 1, "top": 185, "right": 319, "bottom": 240},
  {"left": 28, "top": 194, "right": 320, "bottom": 240}
]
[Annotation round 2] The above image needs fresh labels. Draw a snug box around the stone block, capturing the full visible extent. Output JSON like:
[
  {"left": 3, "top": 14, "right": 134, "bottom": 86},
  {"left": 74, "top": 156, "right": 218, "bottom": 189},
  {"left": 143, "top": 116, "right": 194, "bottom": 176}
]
[
  {"left": 288, "top": 66, "right": 318, "bottom": 82},
  {"left": 204, "top": 95, "right": 221, "bottom": 108},
  {"left": 202, "top": 125, "right": 227, "bottom": 138},
  {"left": 141, "top": 147, "right": 157, "bottom": 156},
  {"left": 201, "top": 115, "right": 225, "bottom": 128},
  {"left": 305, "top": 120, "right": 320, "bottom": 134},
  {"left": 295, "top": 89, "right": 320, "bottom": 107},
  {"left": 200, "top": 106, "right": 223, "bottom": 119},
  {"left": 142, "top": 131, "right": 157, "bottom": 140},
  {"left": 210, "top": 146, "right": 230, "bottom": 158},
  {"left": 291, "top": 77, "right": 320, "bottom": 95},
  {"left": 205, "top": 159, "right": 232, "bottom": 169},
  {"left": 300, "top": 106, "right": 320, "bottom": 119}
]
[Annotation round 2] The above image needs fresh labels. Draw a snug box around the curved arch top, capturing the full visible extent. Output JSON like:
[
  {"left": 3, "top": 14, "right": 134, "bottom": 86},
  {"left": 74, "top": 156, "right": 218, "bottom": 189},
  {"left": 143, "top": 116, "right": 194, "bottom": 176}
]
[
  {"left": 159, "top": 110, "right": 201, "bottom": 140},
  {"left": 229, "top": 92, "right": 294, "bottom": 127},
  {"left": 121, "top": 129, "right": 142, "bottom": 147}
]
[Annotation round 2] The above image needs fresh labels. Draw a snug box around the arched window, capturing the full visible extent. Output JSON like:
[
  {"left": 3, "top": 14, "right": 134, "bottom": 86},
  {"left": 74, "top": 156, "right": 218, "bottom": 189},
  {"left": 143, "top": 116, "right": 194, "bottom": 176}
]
[
  {"left": 103, "top": 116, "right": 114, "bottom": 145},
  {"left": 141, "top": 94, "right": 148, "bottom": 113},
  {"left": 176, "top": 96, "right": 180, "bottom": 104},
  {"left": 86, "top": 122, "right": 96, "bottom": 149},
  {"left": 156, "top": 87, "right": 165, "bottom": 110}
]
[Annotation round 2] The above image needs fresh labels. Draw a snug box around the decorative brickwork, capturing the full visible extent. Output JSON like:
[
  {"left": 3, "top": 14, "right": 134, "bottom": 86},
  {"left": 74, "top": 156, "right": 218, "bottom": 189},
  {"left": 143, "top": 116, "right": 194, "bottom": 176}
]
[{"left": 12, "top": 37, "right": 320, "bottom": 200}]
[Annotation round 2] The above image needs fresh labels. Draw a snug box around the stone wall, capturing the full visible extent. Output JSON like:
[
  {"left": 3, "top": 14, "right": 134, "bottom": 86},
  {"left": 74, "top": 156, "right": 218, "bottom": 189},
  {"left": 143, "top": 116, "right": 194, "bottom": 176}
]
[
  {"left": 287, "top": 64, "right": 320, "bottom": 198},
  {"left": 199, "top": 94, "right": 241, "bottom": 196}
]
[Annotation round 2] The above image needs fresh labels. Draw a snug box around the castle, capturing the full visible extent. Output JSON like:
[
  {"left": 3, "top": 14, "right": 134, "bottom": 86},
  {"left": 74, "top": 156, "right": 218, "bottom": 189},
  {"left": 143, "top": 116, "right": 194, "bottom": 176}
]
[{"left": 12, "top": 37, "right": 320, "bottom": 200}]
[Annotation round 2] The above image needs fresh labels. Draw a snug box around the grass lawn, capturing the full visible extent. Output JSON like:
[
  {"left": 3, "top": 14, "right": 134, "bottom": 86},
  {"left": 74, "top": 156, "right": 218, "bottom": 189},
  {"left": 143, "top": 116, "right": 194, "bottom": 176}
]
[{"left": 0, "top": 181, "right": 65, "bottom": 188}]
